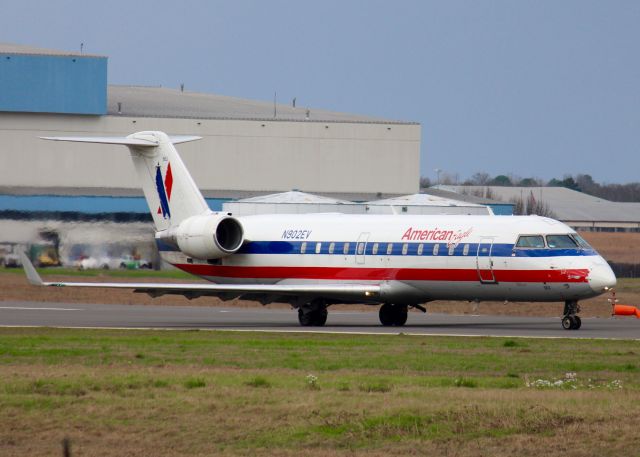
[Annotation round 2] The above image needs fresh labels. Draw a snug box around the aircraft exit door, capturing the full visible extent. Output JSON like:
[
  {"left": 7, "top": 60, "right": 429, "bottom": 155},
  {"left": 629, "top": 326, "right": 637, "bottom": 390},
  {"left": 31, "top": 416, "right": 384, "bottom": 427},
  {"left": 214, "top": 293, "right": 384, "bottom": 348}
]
[{"left": 476, "top": 237, "right": 497, "bottom": 283}]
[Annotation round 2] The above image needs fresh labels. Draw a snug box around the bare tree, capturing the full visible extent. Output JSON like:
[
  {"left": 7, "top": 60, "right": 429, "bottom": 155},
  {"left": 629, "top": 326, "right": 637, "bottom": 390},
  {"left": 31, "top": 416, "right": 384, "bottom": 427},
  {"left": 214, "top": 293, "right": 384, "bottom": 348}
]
[
  {"left": 510, "top": 191, "right": 555, "bottom": 217},
  {"left": 469, "top": 172, "right": 491, "bottom": 185}
]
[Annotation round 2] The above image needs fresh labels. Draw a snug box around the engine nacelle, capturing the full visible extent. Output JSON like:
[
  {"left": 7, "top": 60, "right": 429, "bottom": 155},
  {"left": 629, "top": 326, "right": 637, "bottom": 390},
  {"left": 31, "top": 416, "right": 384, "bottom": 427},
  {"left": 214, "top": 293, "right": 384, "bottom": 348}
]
[{"left": 174, "top": 214, "right": 244, "bottom": 260}]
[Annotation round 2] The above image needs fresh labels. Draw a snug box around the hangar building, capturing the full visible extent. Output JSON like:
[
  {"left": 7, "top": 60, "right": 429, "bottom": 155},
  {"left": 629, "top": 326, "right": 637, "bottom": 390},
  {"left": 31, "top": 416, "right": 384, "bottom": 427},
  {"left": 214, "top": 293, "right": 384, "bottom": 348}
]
[{"left": 0, "top": 42, "right": 421, "bottom": 218}]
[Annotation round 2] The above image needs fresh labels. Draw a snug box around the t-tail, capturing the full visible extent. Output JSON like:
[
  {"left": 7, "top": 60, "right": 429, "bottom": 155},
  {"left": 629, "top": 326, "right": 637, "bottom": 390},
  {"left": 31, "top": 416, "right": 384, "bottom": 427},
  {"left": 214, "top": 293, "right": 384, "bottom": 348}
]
[{"left": 42, "top": 131, "right": 209, "bottom": 231}]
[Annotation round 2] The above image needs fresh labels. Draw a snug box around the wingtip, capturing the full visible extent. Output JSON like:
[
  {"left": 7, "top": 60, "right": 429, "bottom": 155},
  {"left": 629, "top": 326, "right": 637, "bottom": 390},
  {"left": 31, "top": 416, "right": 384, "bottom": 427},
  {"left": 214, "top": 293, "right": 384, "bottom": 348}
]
[{"left": 20, "top": 252, "right": 43, "bottom": 286}]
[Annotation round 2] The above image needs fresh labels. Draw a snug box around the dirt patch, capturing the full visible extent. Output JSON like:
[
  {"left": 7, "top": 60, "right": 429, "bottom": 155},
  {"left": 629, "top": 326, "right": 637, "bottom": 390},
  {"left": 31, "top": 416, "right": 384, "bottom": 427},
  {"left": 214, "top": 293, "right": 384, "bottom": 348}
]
[{"left": 580, "top": 231, "right": 640, "bottom": 263}]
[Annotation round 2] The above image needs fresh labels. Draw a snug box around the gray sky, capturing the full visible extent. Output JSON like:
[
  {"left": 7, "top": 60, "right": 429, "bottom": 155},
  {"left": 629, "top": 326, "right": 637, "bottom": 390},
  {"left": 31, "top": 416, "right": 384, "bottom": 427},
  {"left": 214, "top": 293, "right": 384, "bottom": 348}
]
[{"left": 2, "top": 0, "right": 639, "bottom": 184}]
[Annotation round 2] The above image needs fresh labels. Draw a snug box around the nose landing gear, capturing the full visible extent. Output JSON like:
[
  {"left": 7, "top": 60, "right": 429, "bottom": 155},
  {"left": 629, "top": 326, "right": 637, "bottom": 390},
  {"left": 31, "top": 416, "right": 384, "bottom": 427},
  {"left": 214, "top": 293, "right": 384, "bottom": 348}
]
[{"left": 562, "top": 300, "right": 582, "bottom": 330}]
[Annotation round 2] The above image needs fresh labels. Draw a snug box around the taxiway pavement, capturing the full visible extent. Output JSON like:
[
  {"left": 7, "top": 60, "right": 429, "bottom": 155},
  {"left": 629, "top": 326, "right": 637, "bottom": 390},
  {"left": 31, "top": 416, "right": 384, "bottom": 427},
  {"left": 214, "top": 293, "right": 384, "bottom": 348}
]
[{"left": 1, "top": 300, "right": 638, "bottom": 339}]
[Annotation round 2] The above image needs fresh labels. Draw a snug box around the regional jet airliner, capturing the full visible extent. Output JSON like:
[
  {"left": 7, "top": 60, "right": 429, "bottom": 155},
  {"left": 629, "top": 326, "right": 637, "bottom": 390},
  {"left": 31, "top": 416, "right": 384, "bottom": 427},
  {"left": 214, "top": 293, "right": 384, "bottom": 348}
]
[{"left": 21, "top": 131, "right": 617, "bottom": 330}]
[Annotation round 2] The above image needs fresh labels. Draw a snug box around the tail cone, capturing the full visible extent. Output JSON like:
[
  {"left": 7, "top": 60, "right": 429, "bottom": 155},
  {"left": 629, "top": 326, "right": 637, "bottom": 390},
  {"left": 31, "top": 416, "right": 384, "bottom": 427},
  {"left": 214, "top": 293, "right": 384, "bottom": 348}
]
[{"left": 612, "top": 304, "right": 640, "bottom": 319}]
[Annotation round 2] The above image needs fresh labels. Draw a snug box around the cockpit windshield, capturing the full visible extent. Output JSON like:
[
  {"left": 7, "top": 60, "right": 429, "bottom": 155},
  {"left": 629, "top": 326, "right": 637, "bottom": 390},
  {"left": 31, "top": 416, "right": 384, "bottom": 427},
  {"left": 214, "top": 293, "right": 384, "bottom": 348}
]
[
  {"left": 571, "top": 233, "right": 592, "bottom": 249},
  {"left": 515, "top": 235, "right": 545, "bottom": 248},
  {"left": 546, "top": 234, "right": 578, "bottom": 249}
]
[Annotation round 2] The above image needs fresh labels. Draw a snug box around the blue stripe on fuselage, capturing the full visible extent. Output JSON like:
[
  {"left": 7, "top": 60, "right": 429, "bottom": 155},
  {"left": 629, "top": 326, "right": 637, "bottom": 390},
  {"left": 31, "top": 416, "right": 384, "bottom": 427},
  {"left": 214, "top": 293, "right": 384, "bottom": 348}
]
[{"left": 155, "top": 239, "right": 598, "bottom": 258}]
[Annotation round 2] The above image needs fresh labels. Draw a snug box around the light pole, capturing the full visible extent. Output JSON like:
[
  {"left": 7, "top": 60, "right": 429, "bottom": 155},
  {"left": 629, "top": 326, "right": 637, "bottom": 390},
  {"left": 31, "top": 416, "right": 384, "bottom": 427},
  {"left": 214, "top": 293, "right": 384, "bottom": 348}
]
[{"left": 435, "top": 168, "right": 441, "bottom": 186}]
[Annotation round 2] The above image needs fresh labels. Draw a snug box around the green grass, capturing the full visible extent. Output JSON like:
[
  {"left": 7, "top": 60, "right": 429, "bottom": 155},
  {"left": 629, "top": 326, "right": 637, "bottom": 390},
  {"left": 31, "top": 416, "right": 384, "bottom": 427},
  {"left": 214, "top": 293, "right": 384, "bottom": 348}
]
[{"left": 0, "top": 328, "right": 639, "bottom": 456}]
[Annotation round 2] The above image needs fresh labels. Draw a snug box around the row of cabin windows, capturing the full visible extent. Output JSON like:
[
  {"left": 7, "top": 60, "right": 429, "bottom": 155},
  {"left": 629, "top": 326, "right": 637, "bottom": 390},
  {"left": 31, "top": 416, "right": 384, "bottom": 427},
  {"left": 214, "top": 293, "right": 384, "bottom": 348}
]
[{"left": 299, "top": 241, "right": 472, "bottom": 256}]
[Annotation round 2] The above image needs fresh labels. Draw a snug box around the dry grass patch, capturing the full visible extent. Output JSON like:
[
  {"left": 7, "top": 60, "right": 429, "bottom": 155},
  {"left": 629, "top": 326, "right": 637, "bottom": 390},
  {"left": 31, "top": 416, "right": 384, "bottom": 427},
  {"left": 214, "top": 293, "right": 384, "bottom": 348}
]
[{"left": 0, "top": 328, "right": 639, "bottom": 456}]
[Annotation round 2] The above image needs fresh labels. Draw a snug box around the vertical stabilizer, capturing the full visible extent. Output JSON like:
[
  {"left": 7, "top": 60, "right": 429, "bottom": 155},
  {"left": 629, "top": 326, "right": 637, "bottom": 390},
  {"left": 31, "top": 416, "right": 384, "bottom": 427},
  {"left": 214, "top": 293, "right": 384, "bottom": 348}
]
[
  {"left": 126, "top": 131, "right": 209, "bottom": 231},
  {"left": 41, "top": 131, "right": 209, "bottom": 231}
]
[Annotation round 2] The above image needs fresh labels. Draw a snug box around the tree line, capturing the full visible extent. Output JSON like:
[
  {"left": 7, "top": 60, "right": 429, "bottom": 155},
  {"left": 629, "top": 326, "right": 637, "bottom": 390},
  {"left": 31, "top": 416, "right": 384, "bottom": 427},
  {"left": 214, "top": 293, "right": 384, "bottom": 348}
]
[{"left": 420, "top": 172, "right": 640, "bottom": 203}]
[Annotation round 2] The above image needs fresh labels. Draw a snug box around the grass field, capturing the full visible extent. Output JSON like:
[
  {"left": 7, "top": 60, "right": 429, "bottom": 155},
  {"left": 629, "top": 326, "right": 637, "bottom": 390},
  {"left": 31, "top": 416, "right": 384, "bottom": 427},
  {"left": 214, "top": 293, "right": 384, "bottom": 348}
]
[{"left": 1, "top": 328, "right": 639, "bottom": 456}]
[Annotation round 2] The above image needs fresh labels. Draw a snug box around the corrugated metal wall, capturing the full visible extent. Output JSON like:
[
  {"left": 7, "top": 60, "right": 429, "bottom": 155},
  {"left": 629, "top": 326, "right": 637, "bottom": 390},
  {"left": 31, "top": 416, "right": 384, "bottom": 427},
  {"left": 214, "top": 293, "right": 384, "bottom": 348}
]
[{"left": 0, "top": 53, "right": 107, "bottom": 115}]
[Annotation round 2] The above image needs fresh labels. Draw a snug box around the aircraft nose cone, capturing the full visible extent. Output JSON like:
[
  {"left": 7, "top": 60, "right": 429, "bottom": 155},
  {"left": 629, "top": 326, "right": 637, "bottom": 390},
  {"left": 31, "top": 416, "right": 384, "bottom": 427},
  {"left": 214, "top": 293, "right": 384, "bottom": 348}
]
[{"left": 589, "top": 259, "right": 617, "bottom": 293}]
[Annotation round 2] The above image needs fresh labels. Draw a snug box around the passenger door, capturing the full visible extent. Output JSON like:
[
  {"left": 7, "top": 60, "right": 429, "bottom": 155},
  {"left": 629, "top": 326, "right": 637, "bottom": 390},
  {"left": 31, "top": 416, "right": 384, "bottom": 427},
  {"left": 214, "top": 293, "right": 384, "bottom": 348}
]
[
  {"left": 476, "top": 237, "right": 497, "bottom": 283},
  {"left": 355, "top": 232, "right": 370, "bottom": 265}
]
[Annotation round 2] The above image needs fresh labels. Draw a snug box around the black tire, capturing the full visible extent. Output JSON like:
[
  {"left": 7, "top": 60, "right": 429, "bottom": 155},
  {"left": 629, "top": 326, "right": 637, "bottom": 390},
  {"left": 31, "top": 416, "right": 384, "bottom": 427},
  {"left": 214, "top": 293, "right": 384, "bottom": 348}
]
[
  {"left": 562, "top": 316, "right": 573, "bottom": 330},
  {"left": 314, "top": 309, "right": 328, "bottom": 326},
  {"left": 379, "top": 304, "right": 408, "bottom": 327},
  {"left": 298, "top": 309, "right": 314, "bottom": 326},
  {"left": 573, "top": 316, "right": 582, "bottom": 330},
  {"left": 379, "top": 304, "right": 395, "bottom": 326},
  {"left": 394, "top": 307, "right": 408, "bottom": 326},
  {"left": 298, "top": 308, "right": 327, "bottom": 327}
]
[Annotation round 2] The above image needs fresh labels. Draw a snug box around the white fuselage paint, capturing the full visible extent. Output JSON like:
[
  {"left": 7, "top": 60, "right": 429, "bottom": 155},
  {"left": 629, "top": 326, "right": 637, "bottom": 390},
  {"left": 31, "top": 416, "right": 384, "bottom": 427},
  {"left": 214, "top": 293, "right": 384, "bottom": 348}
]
[{"left": 158, "top": 213, "right": 617, "bottom": 305}]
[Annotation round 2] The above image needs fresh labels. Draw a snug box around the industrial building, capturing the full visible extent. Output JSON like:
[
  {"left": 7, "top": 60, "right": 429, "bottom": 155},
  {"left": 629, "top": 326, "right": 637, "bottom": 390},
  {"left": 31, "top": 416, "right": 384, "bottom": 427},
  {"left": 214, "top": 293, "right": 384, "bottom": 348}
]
[
  {"left": 0, "top": 42, "right": 426, "bottom": 266},
  {"left": 0, "top": 42, "right": 421, "bottom": 214},
  {"left": 223, "top": 191, "right": 495, "bottom": 216},
  {"left": 440, "top": 186, "right": 640, "bottom": 232}
]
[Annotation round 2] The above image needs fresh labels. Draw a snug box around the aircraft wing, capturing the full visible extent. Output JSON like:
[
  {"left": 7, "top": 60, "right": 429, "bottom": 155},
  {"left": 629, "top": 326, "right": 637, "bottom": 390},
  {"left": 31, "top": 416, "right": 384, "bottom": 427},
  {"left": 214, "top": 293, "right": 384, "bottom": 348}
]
[{"left": 20, "top": 253, "right": 380, "bottom": 302}]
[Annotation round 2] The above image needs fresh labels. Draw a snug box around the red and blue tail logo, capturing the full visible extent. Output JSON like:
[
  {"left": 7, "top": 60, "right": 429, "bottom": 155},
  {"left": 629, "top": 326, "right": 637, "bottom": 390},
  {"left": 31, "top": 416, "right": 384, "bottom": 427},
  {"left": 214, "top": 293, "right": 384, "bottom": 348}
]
[{"left": 155, "top": 162, "right": 173, "bottom": 219}]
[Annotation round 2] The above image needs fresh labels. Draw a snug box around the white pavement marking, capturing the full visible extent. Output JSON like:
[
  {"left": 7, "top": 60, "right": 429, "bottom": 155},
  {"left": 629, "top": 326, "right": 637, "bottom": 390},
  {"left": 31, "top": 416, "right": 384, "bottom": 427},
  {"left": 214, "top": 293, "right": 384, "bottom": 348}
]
[{"left": 0, "top": 306, "right": 82, "bottom": 311}]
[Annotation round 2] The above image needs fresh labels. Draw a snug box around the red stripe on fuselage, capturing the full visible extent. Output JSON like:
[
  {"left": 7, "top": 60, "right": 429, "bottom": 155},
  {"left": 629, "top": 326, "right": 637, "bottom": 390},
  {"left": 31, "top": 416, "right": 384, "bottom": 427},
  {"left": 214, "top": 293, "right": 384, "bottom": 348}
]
[{"left": 175, "top": 264, "right": 589, "bottom": 283}]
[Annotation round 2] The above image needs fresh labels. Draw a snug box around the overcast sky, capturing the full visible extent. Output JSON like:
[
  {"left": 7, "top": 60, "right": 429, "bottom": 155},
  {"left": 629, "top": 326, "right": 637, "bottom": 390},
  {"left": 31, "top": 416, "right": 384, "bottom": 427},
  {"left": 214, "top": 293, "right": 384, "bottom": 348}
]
[{"left": 2, "top": 0, "right": 639, "bottom": 184}]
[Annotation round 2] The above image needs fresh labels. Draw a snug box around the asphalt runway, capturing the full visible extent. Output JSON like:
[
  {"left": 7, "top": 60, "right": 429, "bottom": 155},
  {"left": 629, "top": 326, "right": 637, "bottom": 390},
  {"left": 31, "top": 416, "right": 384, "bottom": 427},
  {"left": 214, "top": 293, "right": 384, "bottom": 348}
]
[{"left": 1, "top": 300, "right": 639, "bottom": 339}]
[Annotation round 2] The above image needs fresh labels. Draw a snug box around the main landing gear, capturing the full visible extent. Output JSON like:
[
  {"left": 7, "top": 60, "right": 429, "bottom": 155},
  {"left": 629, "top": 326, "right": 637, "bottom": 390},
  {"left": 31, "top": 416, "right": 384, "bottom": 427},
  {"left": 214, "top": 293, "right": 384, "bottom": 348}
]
[
  {"left": 561, "top": 300, "right": 582, "bottom": 330},
  {"left": 379, "top": 303, "right": 408, "bottom": 327},
  {"left": 298, "top": 300, "right": 328, "bottom": 327}
]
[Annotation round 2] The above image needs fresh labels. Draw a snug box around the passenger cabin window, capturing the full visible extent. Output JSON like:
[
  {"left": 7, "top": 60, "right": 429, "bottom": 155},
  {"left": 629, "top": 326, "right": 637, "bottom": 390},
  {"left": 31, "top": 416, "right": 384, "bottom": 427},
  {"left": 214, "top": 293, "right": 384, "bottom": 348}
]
[
  {"left": 448, "top": 245, "right": 455, "bottom": 256},
  {"left": 357, "top": 242, "right": 365, "bottom": 255},
  {"left": 343, "top": 242, "right": 350, "bottom": 255},
  {"left": 386, "top": 243, "right": 393, "bottom": 255},
  {"left": 417, "top": 244, "right": 424, "bottom": 256},
  {"left": 462, "top": 244, "right": 469, "bottom": 256},
  {"left": 547, "top": 235, "right": 578, "bottom": 249},
  {"left": 515, "top": 235, "right": 545, "bottom": 248},
  {"left": 372, "top": 243, "right": 379, "bottom": 255},
  {"left": 402, "top": 243, "right": 408, "bottom": 255},
  {"left": 433, "top": 244, "right": 440, "bottom": 256},
  {"left": 315, "top": 242, "right": 322, "bottom": 254},
  {"left": 328, "top": 242, "right": 335, "bottom": 254},
  {"left": 300, "top": 242, "right": 307, "bottom": 254}
]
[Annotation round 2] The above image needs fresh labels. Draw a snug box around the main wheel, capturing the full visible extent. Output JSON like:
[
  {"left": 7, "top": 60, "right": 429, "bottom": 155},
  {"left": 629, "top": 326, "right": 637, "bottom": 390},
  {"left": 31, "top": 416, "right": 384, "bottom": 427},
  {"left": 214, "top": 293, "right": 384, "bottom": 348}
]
[
  {"left": 562, "top": 316, "right": 574, "bottom": 330},
  {"left": 379, "top": 303, "right": 395, "bottom": 326},
  {"left": 298, "top": 306, "right": 328, "bottom": 327},
  {"left": 394, "top": 307, "right": 408, "bottom": 326},
  {"left": 379, "top": 304, "right": 408, "bottom": 327},
  {"left": 298, "top": 308, "right": 314, "bottom": 326}
]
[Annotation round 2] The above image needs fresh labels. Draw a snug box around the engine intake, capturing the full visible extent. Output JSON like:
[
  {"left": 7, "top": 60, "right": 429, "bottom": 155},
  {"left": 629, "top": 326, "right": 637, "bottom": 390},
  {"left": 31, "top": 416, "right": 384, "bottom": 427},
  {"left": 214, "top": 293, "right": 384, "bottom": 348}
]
[{"left": 173, "top": 214, "right": 244, "bottom": 260}]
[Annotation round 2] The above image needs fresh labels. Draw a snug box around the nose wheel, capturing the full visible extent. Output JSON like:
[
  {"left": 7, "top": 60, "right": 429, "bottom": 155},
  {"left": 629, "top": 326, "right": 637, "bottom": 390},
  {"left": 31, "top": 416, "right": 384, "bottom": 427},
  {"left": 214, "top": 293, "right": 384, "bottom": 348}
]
[{"left": 562, "top": 300, "right": 582, "bottom": 330}]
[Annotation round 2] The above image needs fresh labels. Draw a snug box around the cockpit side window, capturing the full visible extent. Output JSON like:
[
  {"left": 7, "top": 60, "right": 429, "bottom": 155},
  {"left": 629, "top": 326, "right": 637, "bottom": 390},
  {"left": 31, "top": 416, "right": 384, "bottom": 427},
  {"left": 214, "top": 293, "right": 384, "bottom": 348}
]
[
  {"left": 546, "top": 234, "right": 578, "bottom": 249},
  {"left": 571, "top": 234, "right": 592, "bottom": 249},
  {"left": 515, "top": 235, "right": 545, "bottom": 248}
]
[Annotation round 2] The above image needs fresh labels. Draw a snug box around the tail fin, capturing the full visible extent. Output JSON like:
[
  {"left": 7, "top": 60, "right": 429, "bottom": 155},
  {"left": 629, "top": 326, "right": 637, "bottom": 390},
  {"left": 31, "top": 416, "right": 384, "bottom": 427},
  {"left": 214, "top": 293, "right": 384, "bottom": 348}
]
[{"left": 41, "top": 131, "right": 209, "bottom": 231}]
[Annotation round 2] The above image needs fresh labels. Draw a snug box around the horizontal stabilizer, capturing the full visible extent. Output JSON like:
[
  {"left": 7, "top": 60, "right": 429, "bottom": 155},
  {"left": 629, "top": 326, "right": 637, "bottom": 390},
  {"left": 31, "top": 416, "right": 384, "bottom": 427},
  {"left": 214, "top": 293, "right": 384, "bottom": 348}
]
[{"left": 40, "top": 135, "right": 202, "bottom": 146}]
